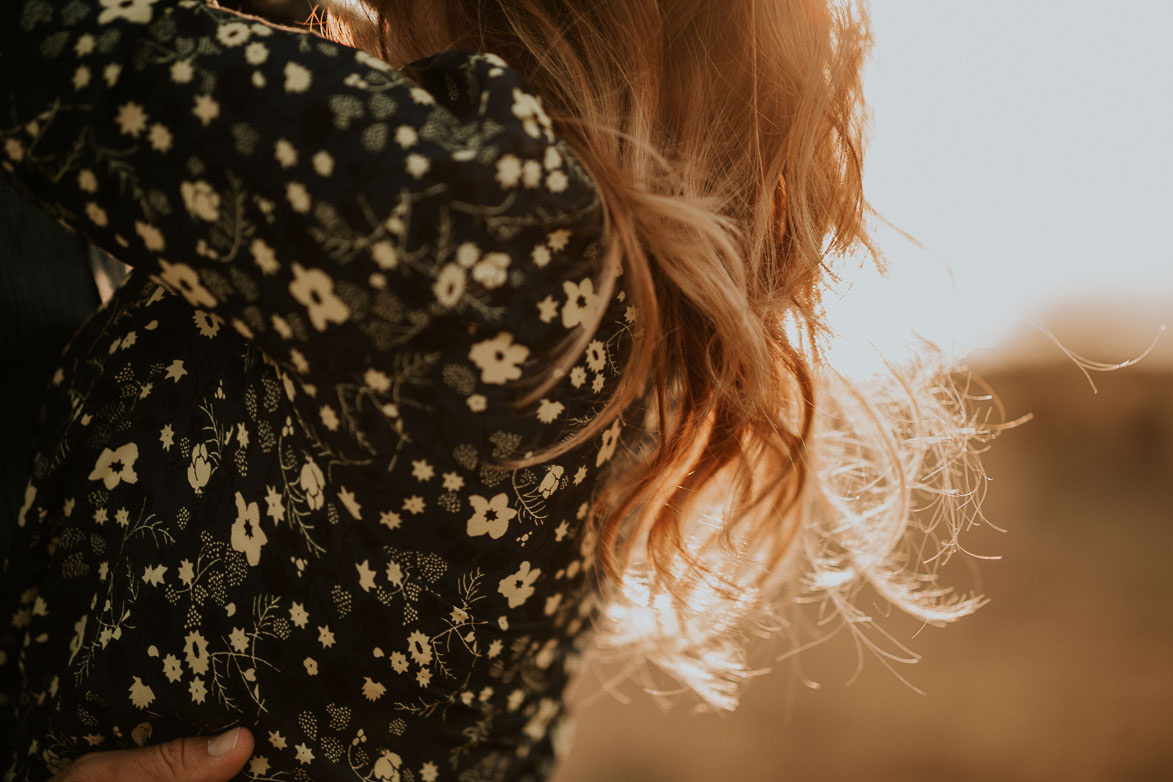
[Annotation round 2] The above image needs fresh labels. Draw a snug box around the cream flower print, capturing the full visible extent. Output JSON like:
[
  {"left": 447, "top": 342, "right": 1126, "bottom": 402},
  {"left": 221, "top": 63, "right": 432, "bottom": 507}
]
[
  {"left": 468, "top": 332, "right": 529, "bottom": 384},
  {"left": 585, "top": 339, "right": 606, "bottom": 372},
  {"left": 154, "top": 260, "right": 217, "bottom": 309},
  {"left": 115, "top": 102, "right": 148, "bottom": 137},
  {"left": 188, "top": 442, "right": 213, "bottom": 492},
  {"left": 97, "top": 0, "right": 158, "bottom": 26},
  {"left": 596, "top": 418, "right": 623, "bottom": 467},
  {"left": 88, "top": 443, "right": 140, "bottom": 489},
  {"left": 499, "top": 562, "right": 541, "bottom": 608},
  {"left": 216, "top": 21, "right": 250, "bottom": 47},
  {"left": 192, "top": 94, "right": 219, "bottom": 126},
  {"left": 230, "top": 491, "right": 267, "bottom": 566},
  {"left": 184, "top": 630, "right": 210, "bottom": 675},
  {"left": 561, "top": 277, "right": 599, "bottom": 328},
  {"left": 180, "top": 180, "right": 220, "bottom": 221},
  {"left": 472, "top": 252, "right": 510, "bottom": 289},
  {"left": 148, "top": 123, "right": 172, "bottom": 152},
  {"left": 170, "top": 59, "right": 193, "bottom": 84},
  {"left": 284, "top": 61, "right": 312, "bottom": 93},
  {"left": 466, "top": 493, "right": 517, "bottom": 539},
  {"left": 86, "top": 202, "right": 108, "bottom": 227},
  {"left": 250, "top": 238, "right": 278, "bottom": 275},
  {"left": 289, "top": 263, "right": 350, "bottom": 331},
  {"left": 299, "top": 458, "right": 326, "bottom": 510},
  {"left": 511, "top": 89, "right": 551, "bottom": 138},
  {"left": 135, "top": 220, "right": 166, "bottom": 251},
  {"left": 432, "top": 264, "right": 464, "bottom": 307},
  {"left": 371, "top": 240, "right": 398, "bottom": 269},
  {"left": 373, "top": 751, "right": 404, "bottom": 782}
]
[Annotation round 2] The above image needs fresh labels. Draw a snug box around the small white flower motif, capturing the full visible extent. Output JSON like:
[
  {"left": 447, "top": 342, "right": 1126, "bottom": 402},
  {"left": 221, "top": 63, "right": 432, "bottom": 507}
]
[
  {"left": 496, "top": 154, "right": 522, "bottom": 188},
  {"left": 592, "top": 372, "right": 605, "bottom": 393},
  {"left": 77, "top": 169, "right": 98, "bottom": 193},
  {"left": 466, "top": 493, "right": 517, "bottom": 539},
  {"left": 472, "top": 252, "right": 510, "bottom": 289},
  {"left": 371, "top": 241, "right": 398, "bottom": 270},
  {"left": 264, "top": 485, "right": 285, "bottom": 522},
  {"left": 469, "top": 332, "right": 529, "bottom": 384},
  {"left": 395, "top": 126, "right": 417, "bottom": 148},
  {"left": 180, "top": 180, "right": 220, "bottom": 222},
  {"left": 4, "top": 138, "right": 23, "bottom": 163},
  {"left": 274, "top": 138, "right": 297, "bottom": 168},
  {"left": 512, "top": 88, "right": 551, "bottom": 138},
  {"left": 85, "top": 202, "right": 108, "bottom": 227},
  {"left": 245, "top": 41, "right": 269, "bottom": 65},
  {"left": 319, "top": 404, "right": 339, "bottom": 431},
  {"left": 432, "top": 264, "right": 465, "bottom": 308},
  {"left": 548, "top": 229, "right": 572, "bottom": 251},
  {"left": 409, "top": 87, "right": 434, "bottom": 105},
  {"left": 585, "top": 339, "right": 606, "bottom": 372},
  {"left": 536, "top": 295, "right": 559, "bottom": 324},
  {"left": 466, "top": 394, "right": 487, "bottom": 412},
  {"left": 97, "top": 0, "right": 159, "bottom": 26},
  {"left": 170, "top": 59, "right": 194, "bottom": 84},
  {"left": 250, "top": 238, "right": 278, "bottom": 275},
  {"left": 147, "top": 123, "right": 172, "bottom": 152},
  {"left": 230, "top": 491, "right": 267, "bottom": 567},
  {"left": 115, "top": 102, "right": 148, "bottom": 137},
  {"left": 286, "top": 182, "right": 310, "bottom": 213},
  {"left": 596, "top": 418, "right": 623, "bottom": 467},
  {"left": 536, "top": 399, "right": 564, "bottom": 424},
  {"left": 156, "top": 260, "right": 217, "bottom": 307},
  {"left": 192, "top": 94, "right": 219, "bottom": 126},
  {"left": 546, "top": 170, "right": 569, "bottom": 193},
  {"left": 183, "top": 630, "right": 210, "bottom": 675},
  {"left": 189, "top": 677, "right": 207, "bottom": 704},
  {"left": 73, "top": 65, "right": 91, "bottom": 90},
  {"left": 531, "top": 244, "right": 552, "bottom": 268},
  {"left": 405, "top": 154, "right": 429, "bottom": 178},
  {"left": 420, "top": 762, "right": 439, "bottom": 782},
  {"left": 364, "top": 368, "right": 391, "bottom": 392},
  {"left": 75, "top": 34, "right": 96, "bottom": 56},
  {"left": 289, "top": 263, "right": 350, "bottom": 331},
  {"left": 544, "top": 146, "right": 563, "bottom": 170},
  {"left": 442, "top": 472, "right": 464, "bottom": 492},
  {"left": 456, "top": 242, "right": 481, "bottom": 268},
  {"left": 569, "top": 366, "right": 586, "bottom": 388},
  {"left": 390, "top": 652, "right": 409, "bottom": 673},
  {"left": 88, "top": 443, "right": 140, "bottom": 490},
  {"left": 573, "top": 466, "right": 587, "bottom": 485},
  {"left": 407, "top": 630, "right": 433, "bottom": 666},
  {"left": 299, "top": 458, "right": 326, "bottom": 510},
  {"left": 284, "top": 61, "right": 312, "bottom": 93},
  {"left": 499, "top": 562, "right": 542, "bottom": 608},
  {"left": 303, "top": 657, "right": 318, "bottom": 676},
  {"left": 216, "top": 21, "right": 251, "bottom": 47},
  {"left": 103, "top": 63, "right": 121, "bottom": 87},
  {"left": 187, "top": 442, "right": 213, "bottom": 492},
  {"left": 561, "top": 277, "right": 598, "bottom": 328},
  {"left": 523, "top": 160, "right": 543, "bottom": 188},
  {"left": 162, "top": 654, "right": 183, "bottom": 682},
  {"left": 411, "top": 460, "right": 434, "bottom": 481},
  {"left": 312, "top": 150, "right": 334, "bottom": 177},
  {"left": 135, "top": 221, "right": 165, "bottom": 251},
  {"left": 403, "top": 496, "right": 426, "bottom": 515}
]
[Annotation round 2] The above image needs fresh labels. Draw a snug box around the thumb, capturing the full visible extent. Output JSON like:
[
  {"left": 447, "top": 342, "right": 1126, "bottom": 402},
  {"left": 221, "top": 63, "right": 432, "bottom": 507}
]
[{"left": 54, "top": 727, "right": 255, "bottom": 782}]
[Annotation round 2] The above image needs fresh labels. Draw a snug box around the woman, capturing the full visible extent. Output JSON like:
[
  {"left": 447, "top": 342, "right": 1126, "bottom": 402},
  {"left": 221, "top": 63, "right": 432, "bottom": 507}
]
[{"left": 1, "top": 0, "right": 985, "bottom": 779}]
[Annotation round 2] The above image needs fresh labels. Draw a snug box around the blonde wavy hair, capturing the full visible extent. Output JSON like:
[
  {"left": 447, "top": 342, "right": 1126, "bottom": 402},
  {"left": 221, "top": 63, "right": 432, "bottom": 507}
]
[{"left": 319, "top": 0, "right": 996, "bottom": 708}]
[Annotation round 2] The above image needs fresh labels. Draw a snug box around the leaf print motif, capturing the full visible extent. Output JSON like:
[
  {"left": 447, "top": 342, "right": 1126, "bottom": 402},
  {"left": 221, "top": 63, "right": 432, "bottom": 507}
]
[
  {"left": 128, "top": 677, "right": 155, "bottom": 709},
  {"left": 0, "top": 1, "right": 636, "bottom": 776}
]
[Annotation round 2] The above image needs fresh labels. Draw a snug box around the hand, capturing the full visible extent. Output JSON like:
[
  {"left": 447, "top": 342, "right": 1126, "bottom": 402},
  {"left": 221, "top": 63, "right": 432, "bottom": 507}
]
[{"left": 48, "top": 727, "right": 254, "bottom": 782}]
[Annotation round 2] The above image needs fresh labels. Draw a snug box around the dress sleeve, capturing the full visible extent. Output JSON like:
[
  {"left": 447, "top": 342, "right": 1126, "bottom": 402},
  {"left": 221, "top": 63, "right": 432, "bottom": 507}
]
[{"left": 0, "top": 0, "right": 602, "bottom": 388}]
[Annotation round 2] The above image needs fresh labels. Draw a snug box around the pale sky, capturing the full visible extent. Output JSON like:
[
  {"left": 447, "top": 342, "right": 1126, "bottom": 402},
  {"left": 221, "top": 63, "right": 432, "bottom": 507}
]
[{"left": 825, "top": 1, "right": 1173, "bottom": 375}]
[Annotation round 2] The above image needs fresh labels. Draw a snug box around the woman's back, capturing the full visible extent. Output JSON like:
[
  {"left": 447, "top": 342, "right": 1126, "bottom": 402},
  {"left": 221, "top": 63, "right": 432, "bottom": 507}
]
[{"left": 0, "top": 5, "right": 631, "bottom": 778}]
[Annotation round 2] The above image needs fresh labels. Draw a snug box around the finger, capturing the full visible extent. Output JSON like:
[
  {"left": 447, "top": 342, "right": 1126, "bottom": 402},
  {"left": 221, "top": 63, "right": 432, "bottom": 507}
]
[{"left": 53, "top": 727, "right": 255, "bottom": 782}]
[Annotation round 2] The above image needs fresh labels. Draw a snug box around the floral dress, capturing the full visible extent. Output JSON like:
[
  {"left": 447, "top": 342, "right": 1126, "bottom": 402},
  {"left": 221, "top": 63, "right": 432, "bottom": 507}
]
[{"left": 0, "top": 1, "right": 635, "bottom": 780}]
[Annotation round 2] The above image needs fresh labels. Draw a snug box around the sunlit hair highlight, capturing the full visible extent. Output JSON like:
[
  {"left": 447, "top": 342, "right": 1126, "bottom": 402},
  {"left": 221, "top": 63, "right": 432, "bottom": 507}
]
[{"left": 317, "top": 0, "right": 996, "bottom": 708}]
